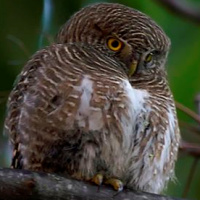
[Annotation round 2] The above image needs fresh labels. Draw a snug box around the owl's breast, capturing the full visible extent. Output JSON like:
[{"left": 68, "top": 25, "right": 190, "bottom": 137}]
[
  {"left": 71, "top": 75, "right": 151, "bottom": 178},
  {"left": 74, "top": 75, "right": 150, "bottom": 142}
]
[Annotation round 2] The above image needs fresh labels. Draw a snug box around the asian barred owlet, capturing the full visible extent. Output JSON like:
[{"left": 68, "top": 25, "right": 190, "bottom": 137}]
[{"left": 5, "top": 3, "right": 180, "bottom": 194}]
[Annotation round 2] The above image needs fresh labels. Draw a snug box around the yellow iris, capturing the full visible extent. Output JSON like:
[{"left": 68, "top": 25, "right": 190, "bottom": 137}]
[{"left": 107, "top": 38, "right": 122, "bottom": 51}]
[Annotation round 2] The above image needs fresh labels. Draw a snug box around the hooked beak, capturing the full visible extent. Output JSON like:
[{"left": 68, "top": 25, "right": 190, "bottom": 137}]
[{"left": 128, "top": 60, "right": 138, "bottom": 77}]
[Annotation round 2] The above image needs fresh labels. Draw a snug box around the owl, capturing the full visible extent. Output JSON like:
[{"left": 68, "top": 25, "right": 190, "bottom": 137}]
[{"left": 5, "top": 3, "right": 180, "bottom": 194}]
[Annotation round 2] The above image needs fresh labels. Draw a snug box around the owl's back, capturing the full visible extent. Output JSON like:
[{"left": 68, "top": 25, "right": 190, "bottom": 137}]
[{"left": 5, "top": 43, "right": 129, "bottom": 170}]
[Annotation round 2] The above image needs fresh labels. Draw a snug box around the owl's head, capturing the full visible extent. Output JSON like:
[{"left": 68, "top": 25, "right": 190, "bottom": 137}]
[{"left": 57, "top": 3, "right": 170, "bottom": 78}]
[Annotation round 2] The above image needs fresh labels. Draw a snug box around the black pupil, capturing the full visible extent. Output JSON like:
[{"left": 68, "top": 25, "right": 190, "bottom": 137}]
[{"left": 111, "top": 40, "right": 119, "bottom": 48}]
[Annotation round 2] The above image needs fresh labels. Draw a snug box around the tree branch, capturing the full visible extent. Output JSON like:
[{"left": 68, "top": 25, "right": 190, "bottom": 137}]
[
  {"left": 153, "top": 0, "right": 200, "bottom": 24},
  {"left": 180, "top": 140, "right": 200, "bottom": 157},
  {"left": 175, "top": 101, "right": 200, "bottom": 125},
  {"left": 0, "top": 168, "right": 185, "bottom": 200}
]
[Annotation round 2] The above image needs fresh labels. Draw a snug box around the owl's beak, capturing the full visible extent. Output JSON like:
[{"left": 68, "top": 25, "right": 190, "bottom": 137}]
[{"left": 128, "top": 60, "right": 138, "bottom": 77}]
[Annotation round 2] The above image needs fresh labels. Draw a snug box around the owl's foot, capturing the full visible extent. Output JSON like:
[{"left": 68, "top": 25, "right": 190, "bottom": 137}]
[
  {"left": 105, "top": 178, "right": 123, "bottom": 191},
  {"left": 91, "top": 173, "right": 103, "bottom": 186},
  {"left": 91, "top": 174, "right": 123, "bottom": 191}
]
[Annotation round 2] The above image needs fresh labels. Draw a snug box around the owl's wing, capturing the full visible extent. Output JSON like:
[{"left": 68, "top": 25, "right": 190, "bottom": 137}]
[
  {"left": 4, "top": 49, "right": 44, "bottom": 168},
  {"left": 5, "top": 44, "right": 92, "bottom": 168},
  {"left": 5, "top": 43, "right": 125, "bottom": 170}
]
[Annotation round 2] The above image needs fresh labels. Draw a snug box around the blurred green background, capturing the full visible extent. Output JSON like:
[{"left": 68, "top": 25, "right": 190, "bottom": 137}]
[{"left": 0, "top": 0, "right": 200, "bottom": 199}]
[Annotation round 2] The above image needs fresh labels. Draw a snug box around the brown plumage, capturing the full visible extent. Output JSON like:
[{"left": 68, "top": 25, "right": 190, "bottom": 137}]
[{"left": 5, "top": 3, "right": 180, "bottom": 193}]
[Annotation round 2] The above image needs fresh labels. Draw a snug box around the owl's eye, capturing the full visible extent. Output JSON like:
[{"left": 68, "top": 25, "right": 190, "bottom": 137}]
[
  {"left": 107, "top": 38, "right": 122, "bottom": 51},
  {"left": 144, "top": 53, "right": 153, "bottom": 63}
]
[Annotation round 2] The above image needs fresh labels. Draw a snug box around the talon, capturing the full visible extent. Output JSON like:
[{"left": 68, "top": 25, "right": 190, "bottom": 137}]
[
  {"left": 105, "top": 178, "right": 123, "bottom": 191},
  {"left": 91, "top": 173, "right": 103, "bottom": 186}
]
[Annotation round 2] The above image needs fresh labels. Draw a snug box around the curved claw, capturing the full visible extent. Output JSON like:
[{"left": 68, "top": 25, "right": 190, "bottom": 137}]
[
  {"left": 105, "top": 178, "right": 123, "bottom": 191},
  {"left": 91, "top": 173, "right": 104, "bottom": 186}
]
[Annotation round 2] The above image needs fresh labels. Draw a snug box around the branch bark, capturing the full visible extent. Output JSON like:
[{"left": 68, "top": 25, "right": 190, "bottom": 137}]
[{"left": 0, "top": 168, "right": 185, "bottom": 200}]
